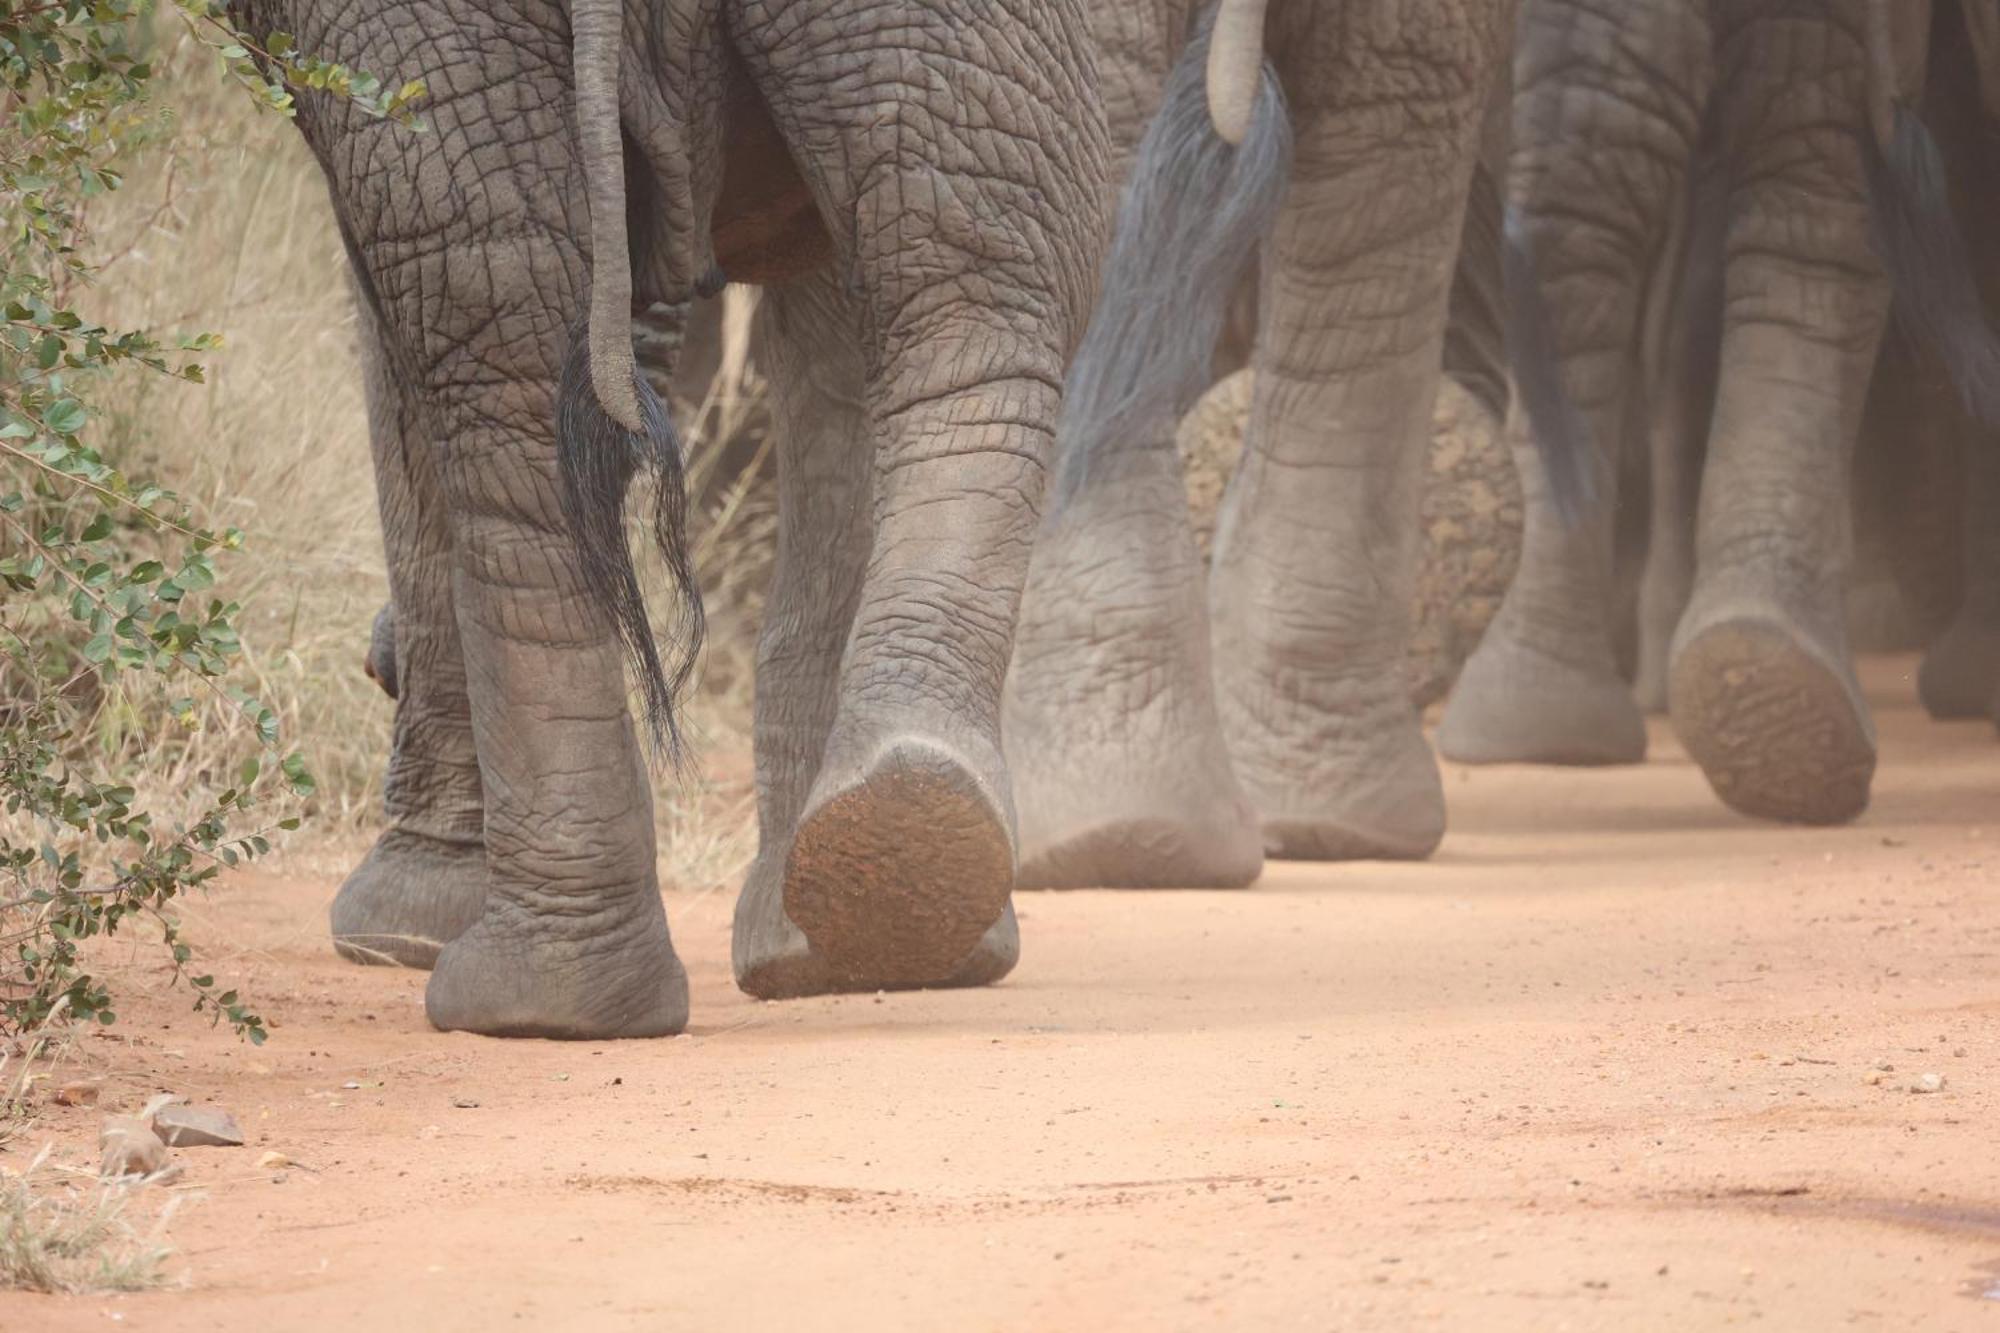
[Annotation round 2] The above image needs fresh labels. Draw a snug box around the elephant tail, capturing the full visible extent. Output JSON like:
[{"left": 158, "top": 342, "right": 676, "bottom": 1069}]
[
  {"left": 1861, "top": 2, "right": 2000, "bottom": 427},
  {"left": 1502, "top": 211, "right": 1598, "bottom": 526},
  {"left": 557, "top": 0, "right": 704, "bottom": 765},
  {"left": 1206, "top": 0, "right": 1271, "bottom": 145},
  {"left": 1055, "top": 12, "right": 1291, "bottom": 508}
]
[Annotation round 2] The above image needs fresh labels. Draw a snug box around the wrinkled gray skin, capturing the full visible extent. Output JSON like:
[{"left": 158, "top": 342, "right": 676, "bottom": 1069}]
[
  {"left": 1006, "top": 0, "right": 1517, "bottom": 882},
  {"left": 279, "top": 0, "right": 1110, "bottom": 1033},
  {"left": 1438, "top": 0, "right": 1948, "bottom": 825},
  {"left": 357, "top": 2, "right": 1519, "bottom": 917}
]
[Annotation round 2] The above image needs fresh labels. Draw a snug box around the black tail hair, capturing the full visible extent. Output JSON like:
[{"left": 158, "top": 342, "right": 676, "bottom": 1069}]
[
  {"left": 1502, "top": 210, "right": 1598, "bottom": 527},
  {"left": 1865, "top": 102, "right": 2000, "bottom": 427},
  {"left": 556, "top": 329, "right": 705, "bottom": 767},
  {"left": 1053, "top": 13, "right": 1292, "bottom": 509}
]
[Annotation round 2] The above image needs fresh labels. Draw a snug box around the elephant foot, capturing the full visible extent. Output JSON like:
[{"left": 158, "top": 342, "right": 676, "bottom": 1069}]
[
  {"left": 735, "top": 855, "right": 1019, "bottom": 998},
  {"left": 425, "top": 898, "right": 688, "bottom": 1039},
  {"left": 330, "top": 828, "right": 486, "bottom": 969},
  {"left": 1006, "top": 460, "right": 1262, "bottom": 890},
  {"left": 1236, "top": 712, "right": 1444, "bottom": 862},
  {"left": 1017, "top": 808, "right": 1262, "bottom": 891},
  {"left": 1437, "top": 634, "right": 1646, "bottom": 766},
  {"left": 1631, "top": 655, "right": 1670, "bottom": 716},
  {"left": 1007, "top": 627, "right": 1262, "bottom": 889},
  {"left": 782, "top": 738, "right": 1015, "bottom": 989},
  {"left": 1669, "top": 611, "right": 1875, "bottom": 825},
  {"left": 1917, "top": 618, "right": 2000, "bottom": 720}
]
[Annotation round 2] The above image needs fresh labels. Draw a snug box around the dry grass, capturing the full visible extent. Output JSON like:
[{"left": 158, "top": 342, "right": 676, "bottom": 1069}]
[
  {"left": 73, "top": 32, "right": 775, "bottom": 892},
  {"left": 0, "top": 1147, "right": 182, "bottom": 1295},
  {"left": 0, "top": 1012, "right": 179, "bottom": 1295}
]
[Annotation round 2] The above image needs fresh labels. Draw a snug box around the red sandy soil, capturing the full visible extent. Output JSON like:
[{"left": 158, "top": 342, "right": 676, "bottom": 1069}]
[{"left": 3, "top": 656, "right": 1998, "bottom": 1330}]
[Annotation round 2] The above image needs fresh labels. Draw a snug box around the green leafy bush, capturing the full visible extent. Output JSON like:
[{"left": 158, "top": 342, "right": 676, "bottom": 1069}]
[{"left": 0, "top": 2, "right": 421, "bottom": 1041}]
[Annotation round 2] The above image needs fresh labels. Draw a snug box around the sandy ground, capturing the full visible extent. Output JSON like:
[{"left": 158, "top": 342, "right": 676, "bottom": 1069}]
[{"left": 4, "top": 656, "right": 1999, "bottom": 1331}]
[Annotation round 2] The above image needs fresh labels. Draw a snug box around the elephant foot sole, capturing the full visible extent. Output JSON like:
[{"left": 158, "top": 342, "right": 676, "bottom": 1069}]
[
  {"left": 330, "top": 828, "right": 486, "bottom": 969},
  {"left": 735, "top": 900, "right": 1020, "bottom": 1000},
  {"left": 783, "top": 740, "right": 1014, "bottom": 989},
  {"left": 1670, "top": 617, "right": 1875, "bottom": 826},
  {"left": 425, "top": 911, "right": 689, "bottom": 1040},
  {"left": 1017, "top": 813, "right": 1262, "bottom": 890},
  {"left": 1917, "top": 621, "right": 2000, "bottom": 721},
  {"left": 1438, "top": 636, "right": 1646, "bottom": 767}
]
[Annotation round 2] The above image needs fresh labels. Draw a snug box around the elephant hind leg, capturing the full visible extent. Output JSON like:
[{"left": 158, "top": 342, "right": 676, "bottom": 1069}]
[
  {"left": 1918, "top": 437, "right": 2000, "bottom": 720},
  {"left": 1668, "top": 3, "right": 1886, "bottom": 826},
  {"left": 331, "top": 296, "right": 486, "bottom": 971},
  {"left": 1005, "top": 458, "right": 1266, "bottom": 891},
  {"left": 732, "top": 272, "right": 1018, "bottom": 998},
  {"left": 1003, "top": 29, "right": 1269, "bottom": 893}
]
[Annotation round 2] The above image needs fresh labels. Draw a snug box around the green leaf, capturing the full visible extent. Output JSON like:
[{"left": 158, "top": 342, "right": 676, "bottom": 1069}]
[
  {"left": 44, "top": 399, "right": 86, "bottom": 434},
  {"left": 281, "top": 752, "right": 316, "bottom": 796}
]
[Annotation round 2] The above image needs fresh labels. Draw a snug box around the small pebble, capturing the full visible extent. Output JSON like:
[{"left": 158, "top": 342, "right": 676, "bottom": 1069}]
[
  {"left": 99, "top": 1117, "right": 170, "bottom": 1179},
  {"left": 257, "top": 1151, "right": 291, "bottom": 1169},
  {"left": 451, "top": 1096, "right": 480, "bottom": 1109},
  {"left": 53, "top": 1080, "right": 100, "bottom": 1107},
  {"left": 1910, "top": 1072, "right": 1946, "bottom": 1094}
]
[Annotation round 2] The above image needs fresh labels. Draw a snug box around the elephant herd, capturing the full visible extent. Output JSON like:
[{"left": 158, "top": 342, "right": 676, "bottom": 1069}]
[{"left": 276, "top": 0, "right": 2000, "bottom": 1038}]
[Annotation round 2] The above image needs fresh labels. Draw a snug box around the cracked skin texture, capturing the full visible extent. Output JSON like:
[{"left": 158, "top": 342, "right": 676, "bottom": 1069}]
[{"left": 257, "top": 0, "right": 1110, "bottom": 1028}]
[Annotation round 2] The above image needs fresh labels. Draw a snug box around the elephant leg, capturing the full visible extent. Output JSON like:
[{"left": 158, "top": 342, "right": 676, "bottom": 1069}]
[
  {"left": 733, "top": 271, "right": 1019, "bottom": 996},
  {"left": 1003, "top": 397, "right": 1264, "bottom": 891},
  {"left": 1919, "top": 421, "right": 2000, "bottom": 718},
  {"left": 1439, "top": 0, "right": 1709, "bottom": 763},
  {"left": 1668, "top": 0, "right": 1890, "bottom": 825},
  {"left": 736, "top": 0, "right": 1109, "bottom": 984},
  {"left": 1000, "top": 0, "right": 1260, "bottom": 893},
  {"left": 1208, "top": 0, "right": 1512, "bottom": 861},
  {"left": 330, "top": 292, "right": 487, "bottom": 969},
  {"left": 1916, "top": 26, "right": 2000, "bottom": 723},
  {"left": 1632, "top": 384, "right": 1702, "bottom": 715},
  {"left": 1634, "top": 146, "right": 1725, "bottom": 715}
]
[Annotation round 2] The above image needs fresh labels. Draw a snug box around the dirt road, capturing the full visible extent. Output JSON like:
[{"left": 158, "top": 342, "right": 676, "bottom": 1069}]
[{"left": 5, "top": 658, "right": 1999, "bottom": 1330}]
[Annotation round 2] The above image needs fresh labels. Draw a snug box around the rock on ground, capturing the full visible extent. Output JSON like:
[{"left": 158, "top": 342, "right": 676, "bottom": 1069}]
[{"left": 153, "top": 1103, "right": 245, "bottom": 1148}]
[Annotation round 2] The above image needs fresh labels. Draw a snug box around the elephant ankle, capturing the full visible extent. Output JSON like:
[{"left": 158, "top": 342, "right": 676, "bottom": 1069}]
[
  {"left": 331, "top": 826, "right": 486, "bottom": 969},
  {"left": 426, "top": 896, "right": 688, "bottom": 1039},
  {"left": 1438, "top": 630, "right": 1645, "bottom": 767}
]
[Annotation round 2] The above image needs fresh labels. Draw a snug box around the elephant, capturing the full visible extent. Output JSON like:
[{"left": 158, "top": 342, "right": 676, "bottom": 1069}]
[
  {"left": 1001, "top": 0, "right": 1519, "bottom": 885},
  {"left": 352, "top": 0, "right": 1525, "bottom": 931},
  {"left": 1434, "top": 0, "right": 2000, "bottom": 824},
  {"left": 262, "top": 0, "right": 1112, "bottom": 1035}
]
